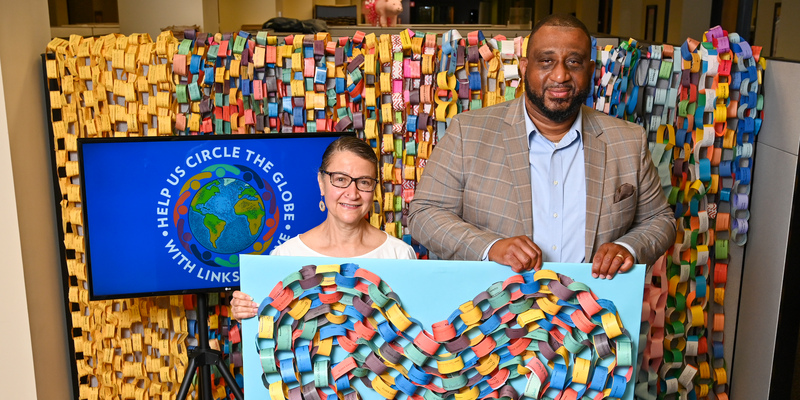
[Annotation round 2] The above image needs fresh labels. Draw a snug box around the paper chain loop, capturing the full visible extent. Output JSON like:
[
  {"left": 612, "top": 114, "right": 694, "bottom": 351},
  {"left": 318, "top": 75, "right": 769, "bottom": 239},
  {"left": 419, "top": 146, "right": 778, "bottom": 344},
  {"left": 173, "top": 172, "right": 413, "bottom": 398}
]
[{"left": 256, "top": 264, "right": 633, "bottom": 400}]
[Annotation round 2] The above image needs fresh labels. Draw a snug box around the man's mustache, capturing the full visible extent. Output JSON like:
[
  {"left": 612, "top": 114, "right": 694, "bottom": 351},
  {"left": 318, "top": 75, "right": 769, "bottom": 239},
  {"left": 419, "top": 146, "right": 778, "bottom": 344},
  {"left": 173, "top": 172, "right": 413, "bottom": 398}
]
[{"left": 544, "top": 85, "right": 575, "bottom": 91}]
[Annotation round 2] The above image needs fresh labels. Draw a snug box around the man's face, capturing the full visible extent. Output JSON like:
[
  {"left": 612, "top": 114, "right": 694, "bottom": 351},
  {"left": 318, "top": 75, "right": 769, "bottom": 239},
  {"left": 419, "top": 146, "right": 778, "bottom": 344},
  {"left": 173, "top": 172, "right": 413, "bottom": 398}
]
[{"left": 520, "top": 25, "right": 595, "bottom": 124}]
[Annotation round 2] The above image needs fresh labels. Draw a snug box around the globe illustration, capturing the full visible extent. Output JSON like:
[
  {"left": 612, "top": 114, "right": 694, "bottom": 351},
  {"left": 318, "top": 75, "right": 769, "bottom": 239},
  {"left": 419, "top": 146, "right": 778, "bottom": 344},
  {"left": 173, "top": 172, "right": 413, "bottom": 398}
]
[{"left": 188, "top": 178, "right": 266, "bottom": 254}]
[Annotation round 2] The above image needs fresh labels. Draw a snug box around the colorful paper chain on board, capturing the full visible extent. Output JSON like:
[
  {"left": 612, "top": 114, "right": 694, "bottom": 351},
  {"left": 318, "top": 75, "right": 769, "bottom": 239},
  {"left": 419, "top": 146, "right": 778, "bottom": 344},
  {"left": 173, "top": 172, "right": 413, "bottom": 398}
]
[
  {"left": 255, "top": 264, "right": 634, "bottom": 400},
  {"left": 592, "top": 26, "right": 764, "bottom": 400}
]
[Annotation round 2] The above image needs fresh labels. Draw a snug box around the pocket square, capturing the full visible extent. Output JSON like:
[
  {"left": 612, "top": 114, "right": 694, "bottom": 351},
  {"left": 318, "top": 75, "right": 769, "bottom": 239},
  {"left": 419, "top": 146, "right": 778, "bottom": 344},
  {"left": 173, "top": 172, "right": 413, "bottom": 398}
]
[{"left": 613, "top": 183, "right": 635, "bottom": 203}]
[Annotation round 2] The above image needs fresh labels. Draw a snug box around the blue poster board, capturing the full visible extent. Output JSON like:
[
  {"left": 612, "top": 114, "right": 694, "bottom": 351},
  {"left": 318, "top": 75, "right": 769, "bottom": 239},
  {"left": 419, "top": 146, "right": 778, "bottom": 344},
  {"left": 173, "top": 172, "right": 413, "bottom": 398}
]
[{"left": 241, "top": 256, "right": 645, "bottom": 400}]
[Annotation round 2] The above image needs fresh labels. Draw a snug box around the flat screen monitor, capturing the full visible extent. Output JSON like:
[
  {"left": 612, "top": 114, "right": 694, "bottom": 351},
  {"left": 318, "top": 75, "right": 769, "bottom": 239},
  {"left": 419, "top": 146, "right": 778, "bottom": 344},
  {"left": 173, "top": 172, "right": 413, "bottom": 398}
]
[{"left": 79, "top": 133, "right": 345, "bottom": 300}]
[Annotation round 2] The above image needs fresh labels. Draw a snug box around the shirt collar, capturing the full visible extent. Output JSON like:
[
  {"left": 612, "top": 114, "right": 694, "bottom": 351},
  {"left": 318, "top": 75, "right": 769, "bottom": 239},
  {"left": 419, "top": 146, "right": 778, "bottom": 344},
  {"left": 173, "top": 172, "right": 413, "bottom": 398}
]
[{"left": 524, "top": 107, "right": 583, "bottom": 149}]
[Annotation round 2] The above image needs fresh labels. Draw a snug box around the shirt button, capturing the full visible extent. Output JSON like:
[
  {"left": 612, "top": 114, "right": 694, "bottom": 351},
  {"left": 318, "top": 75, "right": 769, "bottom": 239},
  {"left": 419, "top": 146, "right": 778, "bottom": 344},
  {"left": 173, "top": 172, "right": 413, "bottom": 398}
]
[
  {"left": 553, "top": 180, "right": 558, "bottom": 185},
  {"left": 553, "top": 213, "right": 558, "bottom": 218},
  {"left": 552, "top": 245, "right": 557, "bottom": 251}
]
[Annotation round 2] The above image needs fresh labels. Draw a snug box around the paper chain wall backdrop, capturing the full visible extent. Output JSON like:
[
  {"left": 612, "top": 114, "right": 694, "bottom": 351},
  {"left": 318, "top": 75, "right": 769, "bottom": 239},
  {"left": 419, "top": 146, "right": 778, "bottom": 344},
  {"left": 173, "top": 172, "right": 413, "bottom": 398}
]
[
  {"left": 44, "top": 24, "right": 763, "bottom": 400},
  {"left": 590, "top": 30, "right": 764, "bottom": 400}
]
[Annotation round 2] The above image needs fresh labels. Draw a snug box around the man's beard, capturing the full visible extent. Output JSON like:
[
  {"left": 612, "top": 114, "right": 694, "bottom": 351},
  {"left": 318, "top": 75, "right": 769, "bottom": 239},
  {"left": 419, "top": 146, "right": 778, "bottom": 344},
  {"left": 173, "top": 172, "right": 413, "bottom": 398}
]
[{"left": 525, "top": 80, "right": 590, "bottom": 124}]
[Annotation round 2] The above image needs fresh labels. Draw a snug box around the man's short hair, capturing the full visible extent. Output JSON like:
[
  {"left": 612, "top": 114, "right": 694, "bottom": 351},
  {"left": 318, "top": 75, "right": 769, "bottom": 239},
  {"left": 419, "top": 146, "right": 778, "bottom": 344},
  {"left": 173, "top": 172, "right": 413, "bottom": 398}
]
[{"left": 528, "top": 14, "right": 592, "bottom": 55}]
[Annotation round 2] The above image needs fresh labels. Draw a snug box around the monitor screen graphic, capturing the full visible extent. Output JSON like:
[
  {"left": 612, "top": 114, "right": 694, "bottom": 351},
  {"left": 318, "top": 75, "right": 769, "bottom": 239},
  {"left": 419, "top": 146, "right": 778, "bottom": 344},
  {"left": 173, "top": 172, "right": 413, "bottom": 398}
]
[{"left": 79, "top": 133, "right": 343, "bottom": 299}]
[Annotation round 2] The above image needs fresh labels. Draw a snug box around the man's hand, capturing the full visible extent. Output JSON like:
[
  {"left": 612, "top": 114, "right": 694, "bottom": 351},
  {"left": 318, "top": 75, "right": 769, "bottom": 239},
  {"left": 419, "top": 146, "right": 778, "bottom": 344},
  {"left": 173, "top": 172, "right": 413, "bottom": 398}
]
[
  {"left": 230, "top": 290, "right": 259, "bottom": 320},
  {"left": 592, "top": 243, "right": 634, "bottom": 279},
  {"left": 488, "top": 236, "right": 542, "bottom": 273}
]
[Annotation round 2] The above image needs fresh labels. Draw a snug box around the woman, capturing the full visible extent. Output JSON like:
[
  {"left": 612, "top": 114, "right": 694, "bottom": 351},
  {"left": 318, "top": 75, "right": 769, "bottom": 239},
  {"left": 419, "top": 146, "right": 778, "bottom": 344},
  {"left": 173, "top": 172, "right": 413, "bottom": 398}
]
[{"left": 230, "top": 136, "right": 415, "bottom": 320}]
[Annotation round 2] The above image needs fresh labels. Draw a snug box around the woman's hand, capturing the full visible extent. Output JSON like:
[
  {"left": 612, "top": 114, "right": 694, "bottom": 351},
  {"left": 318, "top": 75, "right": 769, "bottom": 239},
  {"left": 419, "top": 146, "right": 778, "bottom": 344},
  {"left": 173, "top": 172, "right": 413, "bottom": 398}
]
[{"left": 230, "top": 290, "right": 258, "bottom": 320}]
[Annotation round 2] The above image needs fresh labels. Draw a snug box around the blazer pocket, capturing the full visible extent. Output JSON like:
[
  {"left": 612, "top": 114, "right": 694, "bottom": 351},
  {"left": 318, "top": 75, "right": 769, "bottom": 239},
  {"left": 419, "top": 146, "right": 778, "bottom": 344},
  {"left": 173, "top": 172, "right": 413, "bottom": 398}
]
[
  {"left": 613, "top": 183, "right": 635, "bottom": 204},
  {"left": 610, "top": 184, "right": 636, "bottom": 230},
  {"left": 609, "top": 189, "right": 638, "bottom": 236}
]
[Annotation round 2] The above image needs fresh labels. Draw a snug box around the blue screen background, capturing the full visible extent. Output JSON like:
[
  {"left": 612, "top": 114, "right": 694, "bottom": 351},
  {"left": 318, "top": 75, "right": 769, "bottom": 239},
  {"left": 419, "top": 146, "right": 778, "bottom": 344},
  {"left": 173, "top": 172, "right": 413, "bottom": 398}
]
[{"left": 80, "top": 135, "right": 339, "bottom": 299}]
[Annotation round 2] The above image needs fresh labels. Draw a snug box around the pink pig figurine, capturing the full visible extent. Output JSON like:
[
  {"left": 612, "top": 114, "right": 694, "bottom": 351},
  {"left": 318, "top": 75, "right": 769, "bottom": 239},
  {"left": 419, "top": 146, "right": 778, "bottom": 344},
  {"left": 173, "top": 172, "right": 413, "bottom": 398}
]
[{"left": 365, "top": 0, "right": 403, "bottom": 27}]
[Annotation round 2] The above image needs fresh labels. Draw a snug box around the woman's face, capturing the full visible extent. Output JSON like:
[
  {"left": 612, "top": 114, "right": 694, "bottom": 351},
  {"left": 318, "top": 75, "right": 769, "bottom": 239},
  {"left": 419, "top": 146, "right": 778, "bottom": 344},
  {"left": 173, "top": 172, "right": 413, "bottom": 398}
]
[{"left": 319, "top": 151, "right": 377, "bottom": 226}]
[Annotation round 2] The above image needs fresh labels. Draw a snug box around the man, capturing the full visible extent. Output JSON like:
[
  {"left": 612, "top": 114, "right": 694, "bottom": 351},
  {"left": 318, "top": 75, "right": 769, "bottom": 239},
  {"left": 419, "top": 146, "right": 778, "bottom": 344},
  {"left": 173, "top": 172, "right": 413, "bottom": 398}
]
[{"left": 408, "top": 14, "right": 676, "bottom": 279}]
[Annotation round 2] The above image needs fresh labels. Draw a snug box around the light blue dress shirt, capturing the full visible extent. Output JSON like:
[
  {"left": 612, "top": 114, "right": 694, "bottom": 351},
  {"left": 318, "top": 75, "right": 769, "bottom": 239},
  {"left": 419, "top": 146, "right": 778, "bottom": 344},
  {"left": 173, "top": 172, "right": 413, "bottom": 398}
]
[
  {"left": 526, "top": 110, "right": 587, "bottom": 262},
  {"left": 481, "top": 111, "right": 586, "bottom": 262}
]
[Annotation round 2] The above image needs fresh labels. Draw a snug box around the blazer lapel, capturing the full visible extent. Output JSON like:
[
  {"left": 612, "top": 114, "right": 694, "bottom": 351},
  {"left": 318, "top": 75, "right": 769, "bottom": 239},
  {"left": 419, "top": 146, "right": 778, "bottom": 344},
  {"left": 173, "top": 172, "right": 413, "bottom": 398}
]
[
  {"left": 503, "top": 97, "right": 533, "bottom": 238},
  {"left": 581, "top": 107, "right": 606, "bottom": 261}
]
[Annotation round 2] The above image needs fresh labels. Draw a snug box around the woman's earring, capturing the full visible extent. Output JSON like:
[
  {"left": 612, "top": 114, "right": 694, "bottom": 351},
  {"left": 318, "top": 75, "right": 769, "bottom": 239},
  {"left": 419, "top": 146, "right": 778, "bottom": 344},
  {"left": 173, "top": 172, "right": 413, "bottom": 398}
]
[{"left": 319, "top": 195, "right": 326, "bottom": 212}]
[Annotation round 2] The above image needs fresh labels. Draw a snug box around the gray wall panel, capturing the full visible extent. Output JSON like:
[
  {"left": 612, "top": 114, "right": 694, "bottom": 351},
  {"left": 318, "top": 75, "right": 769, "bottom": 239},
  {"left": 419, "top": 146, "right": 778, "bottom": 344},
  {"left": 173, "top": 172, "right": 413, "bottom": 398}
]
[
  {"left": 759, "top": 60, "right": 800, "bottom": 155},
  {"left": 724, "top": 238, "right": 743, "bottom": 368},
  {"left": 730, "top": 141, "right": 797, "bottom": 398}
]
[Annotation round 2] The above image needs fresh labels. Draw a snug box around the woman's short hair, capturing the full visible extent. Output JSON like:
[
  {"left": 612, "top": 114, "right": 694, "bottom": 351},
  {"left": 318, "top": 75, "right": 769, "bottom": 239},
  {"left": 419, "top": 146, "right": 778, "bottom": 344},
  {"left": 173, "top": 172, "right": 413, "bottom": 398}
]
[{"left": 319, "top": 136, "right": 379, "bottom": 172}]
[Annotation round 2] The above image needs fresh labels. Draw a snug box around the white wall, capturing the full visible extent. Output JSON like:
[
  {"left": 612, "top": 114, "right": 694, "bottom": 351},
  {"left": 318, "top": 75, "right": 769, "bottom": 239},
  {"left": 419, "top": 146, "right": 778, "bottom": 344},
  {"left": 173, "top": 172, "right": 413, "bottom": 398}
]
[
  {"left": 676, "top": 0, "right": 711, "bottom": 45},
  {"left": 611, "top": 0, "right": 712, "bottom": 45},
  {"left": 282, "top": 0, "right": 314, "bottom": 20},
  {"left": 48, "top": 0, "right": 69, "bottom": 26},
  {"left": 665, "top": 0, "right": 684, "bottom": 44},
  {"left": 218, "top": 0, "right": 276, "bottom": 32},
  {"left": 118, "top": 0, "right": 207, "bottom": 37},
  {"left": 611, "top": 0, "right": 644, "bottom": 39},
  {"left": 756, "top": 0, "right": 800, "bottom": 59},
  {"left": 551, "top": 0, "right": 577, "bottom": 15},
  {"left": 204, "top": 0, "right": 221, "bottom": 34},
  {"left": 575, "top": 0, "right": 599, "bottom": 33},
  {"left": 533, "top": 0, "right": 549, "bottom": 24},
  {"left": 0, "top": 57, "right": 38, "bottom": 400},
  {"left": 0, "top": 0, "right": 72, "bottom": 399},
  {"left": 640, "top": 0, "right": 667, "bottom": 41}
]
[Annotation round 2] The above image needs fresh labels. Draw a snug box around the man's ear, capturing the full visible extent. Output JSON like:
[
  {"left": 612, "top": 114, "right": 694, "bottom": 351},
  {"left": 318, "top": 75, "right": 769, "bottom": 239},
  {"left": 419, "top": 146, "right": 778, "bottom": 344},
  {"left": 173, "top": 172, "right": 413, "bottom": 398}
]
[{"left": 519, "top": 57, "right": 528, "bottom": 76}]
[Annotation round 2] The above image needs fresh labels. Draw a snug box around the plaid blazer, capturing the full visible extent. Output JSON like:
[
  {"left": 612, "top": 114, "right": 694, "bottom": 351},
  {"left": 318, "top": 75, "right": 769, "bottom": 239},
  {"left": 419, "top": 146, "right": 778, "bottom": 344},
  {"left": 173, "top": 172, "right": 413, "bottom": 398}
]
[{"left": 409, "top": 96, "right": 676, "bottom": 266}]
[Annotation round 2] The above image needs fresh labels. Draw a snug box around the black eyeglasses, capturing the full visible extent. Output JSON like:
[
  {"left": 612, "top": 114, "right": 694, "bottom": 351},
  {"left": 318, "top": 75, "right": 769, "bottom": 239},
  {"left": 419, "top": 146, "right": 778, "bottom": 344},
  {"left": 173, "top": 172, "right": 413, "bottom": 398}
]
[{"left": 320, "top": 170, "right": 378, "bottom": 192}]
